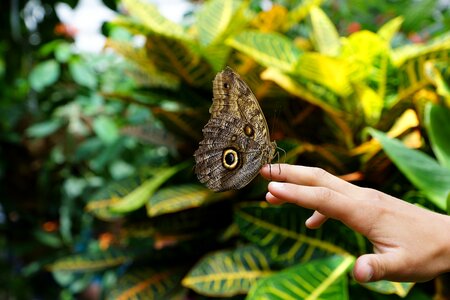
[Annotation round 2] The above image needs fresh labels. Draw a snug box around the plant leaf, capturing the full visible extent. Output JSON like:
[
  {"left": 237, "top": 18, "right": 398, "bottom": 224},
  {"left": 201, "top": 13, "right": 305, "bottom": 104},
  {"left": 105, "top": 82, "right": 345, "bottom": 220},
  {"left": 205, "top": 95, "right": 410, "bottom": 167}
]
[
  {"left": 47, "top": 249, "right": 130, "bottom": 272},
  {"left": 425, "top": 103, "right": 450, "bottom": 169},
  {"left": 369, "top": 128, "right": 450, "bottom": 210},
  {"left": 111, "top": 162, "right": 190, "bottom": 213},
  {"left": 69, "top": 59, "right": 97, "bottom": 89},
  {"left": 196, "top": 0, "right": 246, "bottom": 46},
  {"left": 295, "top": 52, "right": 352, "bottom": 97},
  {"left": 360, "top": 281, "right": 414, "bottom": 297},
  {"left": 309, "top": 6, "right": 340, "bottom": 56},
  {"left": 355, "top": 84, "right": 384, "bottom": 125},
  {"left": 122, "top": 0, "right": 189, "bottom": 41},
  {"left": 226, "top": 30, "right": 302, "bottom": 73},
  {"left": 377, "top": 16, "right": 404, "bottom": 44},
  {"left": 146, "top": 35, "right": 214, "bottom": 87},
  {"left": 146, "top": 184, "right": 232, "bottom": 217},
  {"left": 29, "top": 59, "right": 60, "bottom": 92},
  {"left": 246, "top": 255, "right": 354, "bottom": 300},
  {"left": 235, "top": 202, "right": 356, "bottom": 265},
  {"left": 26, "top": 119, "right": 63, "bottom": 138},
  {"left": 182, "top": 245, "right": 273, "bottom": 297},
  {"left": 261, "top": 68, "right": 342, "bottom": 114},
  {"left": 106, "top": 268, "right": 184, "bottom": 300}
]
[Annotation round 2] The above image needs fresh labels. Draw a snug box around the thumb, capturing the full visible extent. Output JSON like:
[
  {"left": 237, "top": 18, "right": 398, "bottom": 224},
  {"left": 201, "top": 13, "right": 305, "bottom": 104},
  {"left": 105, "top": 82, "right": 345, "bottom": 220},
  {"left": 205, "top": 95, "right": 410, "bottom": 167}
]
[{"left": 353, "top": 253, "right": 393, "bottom": 282}]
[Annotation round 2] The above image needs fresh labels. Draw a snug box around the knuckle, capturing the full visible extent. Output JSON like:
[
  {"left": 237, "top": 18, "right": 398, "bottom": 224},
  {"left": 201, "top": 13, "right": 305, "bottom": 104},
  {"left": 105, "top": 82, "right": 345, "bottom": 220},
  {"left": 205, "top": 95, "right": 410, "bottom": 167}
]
[
  {"left": 311, "top": 167, "right": 329, "bottom": 181},
  {"left": 315, "top": 187, "right": 334, "bottom": 202}
]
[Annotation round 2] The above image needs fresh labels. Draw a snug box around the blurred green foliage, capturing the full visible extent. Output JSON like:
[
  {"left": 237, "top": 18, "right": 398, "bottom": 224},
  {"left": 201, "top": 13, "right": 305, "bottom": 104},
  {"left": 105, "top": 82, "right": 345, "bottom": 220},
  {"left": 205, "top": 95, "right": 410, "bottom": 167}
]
[{"left": 1, "top": 0, "right": 449, "bottom": 299}]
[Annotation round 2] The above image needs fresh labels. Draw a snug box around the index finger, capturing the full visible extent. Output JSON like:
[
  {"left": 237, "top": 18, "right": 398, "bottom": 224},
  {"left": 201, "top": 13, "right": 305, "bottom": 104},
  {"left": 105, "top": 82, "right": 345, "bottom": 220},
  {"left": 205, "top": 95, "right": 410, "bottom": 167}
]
[{"left": 260, "top": 164, "right": 361, "bottom": 197}]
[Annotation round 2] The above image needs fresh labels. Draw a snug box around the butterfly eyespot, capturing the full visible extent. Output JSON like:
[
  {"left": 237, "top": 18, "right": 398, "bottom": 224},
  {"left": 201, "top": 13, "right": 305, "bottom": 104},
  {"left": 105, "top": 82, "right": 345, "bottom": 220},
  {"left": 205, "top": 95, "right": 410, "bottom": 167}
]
[
  {"left": 223, "top": 83, "right": 230, "bottom": 89},
  {"left": 222, "top": 148, "right": 239, "bottom": 170},
  {"left": 244, "top": 124, "right": 254, "bottom": 137}
]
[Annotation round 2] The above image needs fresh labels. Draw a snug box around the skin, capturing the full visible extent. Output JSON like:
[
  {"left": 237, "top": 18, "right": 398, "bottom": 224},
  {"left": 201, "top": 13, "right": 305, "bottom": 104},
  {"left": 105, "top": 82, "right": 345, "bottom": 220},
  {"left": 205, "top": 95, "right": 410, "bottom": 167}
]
[{"left": 260, "top": 164, "right": 450, "bottom": 283}]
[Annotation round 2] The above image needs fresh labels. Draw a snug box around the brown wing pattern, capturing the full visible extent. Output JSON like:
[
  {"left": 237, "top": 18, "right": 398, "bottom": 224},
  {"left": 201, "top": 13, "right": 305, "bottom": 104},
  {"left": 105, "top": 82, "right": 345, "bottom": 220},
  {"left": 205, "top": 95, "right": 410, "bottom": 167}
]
[{"left": 194, "top": 67, "right": 276, "bottom": 192}]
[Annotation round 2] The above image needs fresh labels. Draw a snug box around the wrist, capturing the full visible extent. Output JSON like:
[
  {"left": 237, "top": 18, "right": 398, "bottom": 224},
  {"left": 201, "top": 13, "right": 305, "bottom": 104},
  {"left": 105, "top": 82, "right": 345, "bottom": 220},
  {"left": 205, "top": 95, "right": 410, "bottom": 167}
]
[{"left": 436, "top": 214, "right": 450, "bottom": 276}]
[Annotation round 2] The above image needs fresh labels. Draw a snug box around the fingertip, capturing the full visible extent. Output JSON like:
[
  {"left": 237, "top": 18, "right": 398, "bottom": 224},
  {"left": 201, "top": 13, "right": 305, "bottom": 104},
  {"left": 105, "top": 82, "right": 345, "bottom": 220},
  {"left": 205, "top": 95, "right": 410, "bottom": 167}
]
[
  {"left": 268, "top": 181, "right": 284, "bottom": 194},
  {"left": 266, "top": 192, "right": 285, "bottom": 205},
  {"left": 259, "top": 164, "right": 272, "bottom": 178},
  {"left": 353, "top": 255, "right": 374, "bottom": 282}
]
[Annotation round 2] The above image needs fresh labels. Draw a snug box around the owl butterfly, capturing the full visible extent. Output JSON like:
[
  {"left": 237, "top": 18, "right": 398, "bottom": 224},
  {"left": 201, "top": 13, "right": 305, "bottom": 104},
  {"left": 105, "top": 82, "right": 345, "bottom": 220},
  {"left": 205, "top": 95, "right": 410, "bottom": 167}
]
[{"left": 194, "top": 67, "right": 277, "bottom": 192}]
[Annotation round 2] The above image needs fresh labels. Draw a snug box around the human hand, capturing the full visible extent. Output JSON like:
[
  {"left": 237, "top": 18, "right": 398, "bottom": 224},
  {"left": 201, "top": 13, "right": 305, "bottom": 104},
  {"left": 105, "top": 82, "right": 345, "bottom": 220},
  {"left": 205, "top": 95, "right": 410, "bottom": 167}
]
[{"left": 260, "top": 164, "right": 450, "bottom": 283}]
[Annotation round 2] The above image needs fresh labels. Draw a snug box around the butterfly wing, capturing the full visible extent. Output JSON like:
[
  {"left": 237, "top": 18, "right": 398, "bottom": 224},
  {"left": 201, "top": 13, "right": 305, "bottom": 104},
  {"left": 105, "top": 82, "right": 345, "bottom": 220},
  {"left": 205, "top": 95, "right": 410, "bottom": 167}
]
[{"left": 194, "top": 67, "right": 276, "bottom": 192}]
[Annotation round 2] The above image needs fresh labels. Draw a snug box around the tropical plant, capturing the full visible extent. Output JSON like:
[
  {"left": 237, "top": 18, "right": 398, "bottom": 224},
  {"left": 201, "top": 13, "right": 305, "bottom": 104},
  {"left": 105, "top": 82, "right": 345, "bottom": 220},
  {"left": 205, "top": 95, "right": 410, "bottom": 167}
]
[{"left": 3, "top": 0, "right": 450, "bottom": 299}]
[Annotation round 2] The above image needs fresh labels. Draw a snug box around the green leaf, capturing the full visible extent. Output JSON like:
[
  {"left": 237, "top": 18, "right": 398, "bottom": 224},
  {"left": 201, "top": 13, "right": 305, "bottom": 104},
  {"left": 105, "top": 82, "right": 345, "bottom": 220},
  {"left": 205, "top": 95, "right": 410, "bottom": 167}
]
[
  {"left": 247, "top": 255, "right": 354, "bottom": 300},
  {"left": 261, "top": 68, "right": 342, "bottom": 114},
  {"left": 146, "top": 184, "right": 232, "bottom": 217},
  {"left": 146, "top": 35, "right": 214, "bottom": 87},
  {"left": 182, "top": 245, "right": 273, "bottom": 297},
  {"left": 356, "top": 84, "right": 384, "bottom": 125},
  {"left": 425, "top": 104, "right": 450, "bottom": 170},
  {"left": 106, "top": 268, "right": 184, "bottom": 300},
  {"left": 26, "top": 119, "right": 63, "bottom": 138},
  {"left": 235, "top": 202, "right": 354, "bottom": 265},
  {"left": 29, "top": 59, "right": 60, "bottom": 92},
  {"left": 309, "top": 6, "right": 340, "bottom": 56},
  {"left": 284, "top": 0, "right": 324, "bottom": 31},
  {"left": 48, "top": 249, "right": 131, "bottom": 272},
  {"left": 110, "top": 162, "right": 190, "bottom": 213},
  {"left": 360, "top": 281, "right": 414, "bottom": 297},
  {"left": 226, "top": 30, "right": 301, "bottom": 73},
  {"left": 377, "top": 16, "right": 404, "bottom": 44},
  {"left": 122, "top": 0, "right": 189, "bottom": 41},
  {"left": 369, "top": 128, "right": 450, "bottom": 210},
  {"left": 55, "top": 42, "right": 72, "bottom": 63},
  {"left": 69, "top": 59, "right": 97, "bottom": 89},
  {"left": 295, "top": 52, "right": 352, "bottom": 97},
  {"left": 92, "top": 116, "right": 119, "bottom": 144},
  {"left": 197, "top": 0, "right": 245, "bottom": 46}
]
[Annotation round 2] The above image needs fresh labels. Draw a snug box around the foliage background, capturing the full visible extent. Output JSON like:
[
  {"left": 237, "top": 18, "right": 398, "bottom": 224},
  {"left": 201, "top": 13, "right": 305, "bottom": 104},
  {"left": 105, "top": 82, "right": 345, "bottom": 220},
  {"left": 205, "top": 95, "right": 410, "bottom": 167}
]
[{"left": 1, "top": 0, "right": 450, "bottom": 299}]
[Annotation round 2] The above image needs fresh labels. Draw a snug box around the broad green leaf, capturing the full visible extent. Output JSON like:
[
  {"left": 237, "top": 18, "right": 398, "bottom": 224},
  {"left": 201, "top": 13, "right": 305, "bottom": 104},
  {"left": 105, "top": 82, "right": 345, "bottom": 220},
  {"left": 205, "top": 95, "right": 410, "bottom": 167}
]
[
  {"left": 48, "top": 249, "right": 130, "bottom": 272},
  {"left": 425, "top": 103, "right": 450, "bottom": 169},
  {"left": 391, "top": 33, "right": 450, "bottom": 67},
  {"left": 309, "top": 6, "right": 340, "bottom": 57},
  {"left": 146, "top": 35, "right": 214, "bottom": 87},
  {"left": 111, "top": 162, "right": 190, "bottom": 213},
  {"left": 182, "top": 245, "right": 273, "bottom": 297},
  {"left": 360, "top": 281, "right": 414, "bottom": 297},
  {"left": 355, "top": 84, "right": 384, "bottom": 125},
  {"left": 369, "top": 128, "right": 450, "bottom": 210},
  {"left": 69, "top": 59, "right": 97, "bottom": 89},
  {"left": 197, "top": 0, "right": 246, "bottom": 46},
  {"left": 226, "top": 30, "right": 301, "bottom": 73},
  {"left": 377, "top": 16, "right": 404, "bottom": 44},
  {"left": 146, "top": 184, "right": 232, "bottom": 217},
  {"left": 261, "top": 68, "right": 342, "bottom": 114},
  {"left": 235, "top": 202, "right": 355, "bottom": 265},
  {"left": 295, "top": 52, "right": 352, "bottom": 97},
  {"left": 106, "top": 268, "right": 184, "bottom": 300},
  {"left": 247, "top": 255, "right": 354, "bottom": 300},
  {"left": 26, "top": 119, "right": 63, "bottom": 138},
  {"left": 105, "top": 39, "right": 180, "bottom": 89},
  {"left": 424, "top": 61, "right": 450, "bottom": 105},
  {"left": 29, "top": 59, "right": 60, "bottom": 92},
  {"left": 283, "top": 0, "right": 324, "bottom": 31},
  {"left": 122, "top": 0, "right": 188, "bottom": 41},
  {"left": 55, "top": 42, "right": 72, "bottom": 63},
  {"left": 92, "top": 116, "right": 119, "bottom": 144},
  {"left": 340, "top": 31, "right": 388, "bottom": 82}
]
